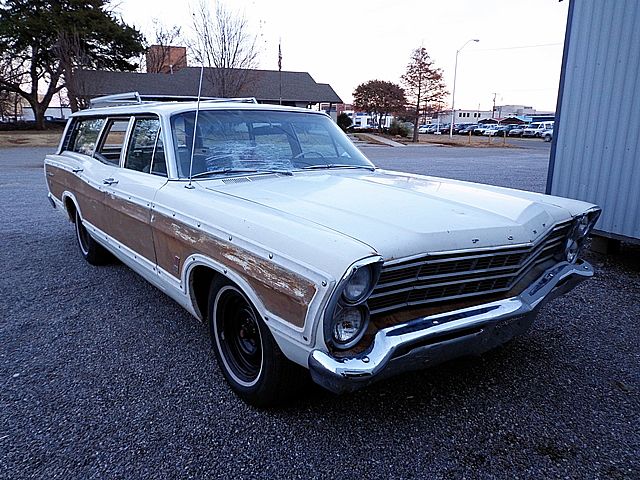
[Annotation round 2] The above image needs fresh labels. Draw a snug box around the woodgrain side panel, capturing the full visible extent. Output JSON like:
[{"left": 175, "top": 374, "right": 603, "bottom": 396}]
[
  {"left": 46, "top": 162, "right": 318, "bottom": 328},
  {"left": 102, "top": 193, "right": 156, "bottom": 263},
  {"left": 45, "top": 164, "right": 106, "bottom": 230},
  {"left": 152, "top": 214, "right": 317, "bottom": 327}
]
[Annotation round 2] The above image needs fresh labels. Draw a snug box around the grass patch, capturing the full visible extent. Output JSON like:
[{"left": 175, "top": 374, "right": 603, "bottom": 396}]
[
  {"left": 353, "top": 133, "right": 391, "bottom": 146},
  {"left": 416, "top": 134, "right": 520, "bottom": 148},
  {"left": 0, "top": 130, "right": 62, "bottom": 148}
]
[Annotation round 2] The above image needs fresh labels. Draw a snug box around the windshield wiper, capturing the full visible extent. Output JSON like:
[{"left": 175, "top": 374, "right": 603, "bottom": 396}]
[
  {"left": 300, "top": 164, "right": 375, "bottom": 171},
  {"left": 190, "top": 168, "right": 258, "bottom": 179},
  {"left": 190, "top": 168, "right": 293, "bottom": 179},
  {"left": 257, "top": 168, "right": 293, "bottom": 176}
]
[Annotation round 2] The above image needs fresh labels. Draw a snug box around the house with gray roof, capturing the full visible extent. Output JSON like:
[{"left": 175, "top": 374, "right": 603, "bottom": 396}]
[{"left": 74, "top": 67, "right": 342, "bottom": 109}]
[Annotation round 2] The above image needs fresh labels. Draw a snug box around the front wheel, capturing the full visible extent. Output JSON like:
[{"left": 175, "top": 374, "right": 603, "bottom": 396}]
[
  {"left": 208, "top": 278, "right": 305, "bottom": 406},
  {"left": 75, "top": 210, "right": 110, "bottom": 265}
]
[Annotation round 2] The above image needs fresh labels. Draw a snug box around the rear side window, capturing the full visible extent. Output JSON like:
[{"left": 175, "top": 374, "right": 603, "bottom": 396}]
[
  {"left": 71, "top": 118, "right": 105, "bottom": 155},
  {"left": 95, "top": 119, "right": 130, "bottom": 165}
]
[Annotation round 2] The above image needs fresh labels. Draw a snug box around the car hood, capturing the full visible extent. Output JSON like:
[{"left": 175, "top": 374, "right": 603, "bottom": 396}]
[{"left": 202, "top": 169, "right": 582, "bottom": 261}]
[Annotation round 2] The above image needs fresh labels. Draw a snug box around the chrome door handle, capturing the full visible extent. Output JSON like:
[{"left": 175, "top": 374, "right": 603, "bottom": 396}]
[
  {"left": 103, "top": 178, "right": 119, "bottom": 185},
  {"left": 72, "top": 168, "right": 83, "bottom": 174}
]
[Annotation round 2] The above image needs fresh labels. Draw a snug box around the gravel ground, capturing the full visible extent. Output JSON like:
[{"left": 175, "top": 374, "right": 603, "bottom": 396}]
[{"left": 1, "top": 146, "right": 638, "bottom": 479}]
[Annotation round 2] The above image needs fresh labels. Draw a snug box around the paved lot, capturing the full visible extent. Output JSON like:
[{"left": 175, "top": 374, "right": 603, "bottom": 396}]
[
  {"left": 1, "top": 146, "right": 638, "bottom": 479},
  {"left": 362, "top": 139, "right": 551, "bottom": 193}
]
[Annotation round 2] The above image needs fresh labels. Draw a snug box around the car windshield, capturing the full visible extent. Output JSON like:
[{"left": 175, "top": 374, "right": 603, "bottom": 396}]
[{"left": 170, "top": 109, "right": 374, "bottom": 178}]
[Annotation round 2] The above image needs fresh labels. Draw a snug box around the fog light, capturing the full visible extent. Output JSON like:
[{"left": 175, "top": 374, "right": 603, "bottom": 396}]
[{"left": 332, "top": 306, "right": 368, "bottom": 348}]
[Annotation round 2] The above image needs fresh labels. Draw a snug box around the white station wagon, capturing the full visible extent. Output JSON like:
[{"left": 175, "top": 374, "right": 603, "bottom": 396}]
[{"left": 45, "top": 96, "right": 600, "bottom": 406}]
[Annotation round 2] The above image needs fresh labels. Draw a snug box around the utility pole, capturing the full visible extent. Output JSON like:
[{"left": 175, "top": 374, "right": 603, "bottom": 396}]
[
  {"left": 449, "top": 38, "right": 479, "bottom": 138},
  {"left": 278, "top": 39, "right": 282, "bottom": 106},
  {"left": 492, "top": 92, "right": 498, "bottom": 119}
]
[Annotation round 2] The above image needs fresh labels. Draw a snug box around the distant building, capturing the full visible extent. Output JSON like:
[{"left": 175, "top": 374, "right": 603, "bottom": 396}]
[
  {"left": 74, "top": 67, "right": 342, "bottom": 110},
  {"left": 432, "top": 109, "right": 493, "bottom": 125},
  {"left": 17, "top": 96, "right": 72, "bottom": 122},
  {"left": 494, "top": 105, "right": 536, "bottom": 118},
  {"left": 145, "top": 45, "right": 187, "bottom": 74},
  {"left": 22, "top": 105, "right": 71, "bottom": 122}
]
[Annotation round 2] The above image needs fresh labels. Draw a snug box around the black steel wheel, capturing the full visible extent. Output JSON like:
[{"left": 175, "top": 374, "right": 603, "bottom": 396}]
[
  {"left": 214, "top": 285, "right": 264, "bottom": 386},
  {"left": 208, "top": 278, "right": 307, "bottom": 406},
  {"left": 74, "top": 210, "right": 110, "bottom": 265}
]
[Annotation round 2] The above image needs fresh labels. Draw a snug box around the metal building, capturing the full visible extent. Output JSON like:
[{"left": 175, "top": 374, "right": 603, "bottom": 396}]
[{"left": 547, "top": 0, "right": 640, "bottom": 244}]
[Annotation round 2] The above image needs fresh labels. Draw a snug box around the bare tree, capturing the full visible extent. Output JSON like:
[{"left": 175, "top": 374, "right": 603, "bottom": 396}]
[
  {"left": 0, "top": 54, "right": 28, "bottom": 121},
  {"left": 402, "top": 47, "right": 448, "bottom": 142},
  {"left": 191, "top": 0, "right": 259, "bottom": 98},
  {"left": 0, "top": 88, "right": 19, "bottom": 121},
  {"left": 0, "top": 45, "right": 63, "bottom": 128},
  {"left": 52, "top": 31, "right": 93, "bottom": 112},
  {"left": 144, "top": 21, "right": 185, "bottom": 74}
]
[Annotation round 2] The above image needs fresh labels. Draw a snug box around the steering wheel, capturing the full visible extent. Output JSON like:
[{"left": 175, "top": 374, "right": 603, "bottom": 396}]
[
  {"left": 204, "top": 153, "right": 235, "bottom": 163},
  {"left": 293, "top": 151, "right": 325, "bottom": 159}
]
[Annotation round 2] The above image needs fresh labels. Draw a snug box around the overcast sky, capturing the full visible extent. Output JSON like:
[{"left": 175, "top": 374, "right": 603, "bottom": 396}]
[{"left": 117, "top": 0, "right": 569, "bottom": 112}]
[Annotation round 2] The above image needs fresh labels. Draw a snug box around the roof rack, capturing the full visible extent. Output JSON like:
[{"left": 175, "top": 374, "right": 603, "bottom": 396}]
[
  {"left": 89, "top": 92, "right": 143, "bottom": 108},
  {"left": 89, "top": 92, "right": 259, "bottom": 109},
  {"left": 201, "top": 97, "right": 258, "bottom": 104}
]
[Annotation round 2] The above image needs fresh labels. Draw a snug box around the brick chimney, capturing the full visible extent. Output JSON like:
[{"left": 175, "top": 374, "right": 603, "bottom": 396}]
[{"left": 146, "top": 45, "right": 188, "bottom": 74}]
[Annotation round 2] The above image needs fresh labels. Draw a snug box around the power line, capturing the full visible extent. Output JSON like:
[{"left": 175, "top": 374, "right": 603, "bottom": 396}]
[{"left": 476, "top": 42, "right": 562, "bottom": 52}]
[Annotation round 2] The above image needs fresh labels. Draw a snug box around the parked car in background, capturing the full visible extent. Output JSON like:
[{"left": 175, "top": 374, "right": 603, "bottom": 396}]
[
  {"left": 474, "top": 124, "right": 496, "bottom": 135},
  {"left": 541, "top": 128, "right": 554, "bottom": 142},
  {"left": 501, "top": 124, "right": 521, "bottom": 135},
  {"left": 44, "top": 96, "right": 600, "bottom": 406},
  {"left": 458, "top": 124, "right": 478, "bottom": 135},
  {"left": 418, "top": 124, "right": 430, "bottom": 134},
  {"left": 451, "top": 123, "right": 472, "bottom": 134},
  {"left": 432, "top": 124, "right": 450, "bottom": 135},
  {"left": 489, "top": 125, "right": 520, "bottom": 137},
  {"left": 508, "top": 125, "right": 527, "bottom": 137},
  {"left": 523, "top": 121, "right": 554, "bottom": 138},
  {"left": 482, "top": 125, "right": 503, "bottom": 136}
]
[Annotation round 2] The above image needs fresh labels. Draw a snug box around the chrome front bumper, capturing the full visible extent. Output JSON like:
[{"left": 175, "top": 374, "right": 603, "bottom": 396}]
[{"left": 309, "top": 260, "right": 593, "bottom": 394}]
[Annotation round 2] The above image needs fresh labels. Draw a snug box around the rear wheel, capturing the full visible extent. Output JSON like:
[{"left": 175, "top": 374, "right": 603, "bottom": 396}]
[
  {"left": 208, "top": 278, "right": 306, "bottom": 407},
  {"left": 75, "top": 210, "right": 110, "bottom": 265}
]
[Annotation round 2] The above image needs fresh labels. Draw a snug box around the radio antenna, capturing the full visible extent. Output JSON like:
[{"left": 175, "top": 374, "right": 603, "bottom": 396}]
[{"left": 186, "top": 65, "right": 205, "bottom": 189}]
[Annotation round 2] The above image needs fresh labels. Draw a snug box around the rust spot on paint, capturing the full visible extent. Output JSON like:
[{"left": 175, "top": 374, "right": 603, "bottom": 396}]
[{"left": 153, "top": 214, "right": 316, "bottom": 327}]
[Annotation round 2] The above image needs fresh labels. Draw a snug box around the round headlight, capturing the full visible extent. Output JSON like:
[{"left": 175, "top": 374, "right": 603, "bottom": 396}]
[
  {"left": 575, "top": 214, "right": 591, "bottom": 238},
  {"left": 332, "top": 306, "right": 368, "bottom": 347},
  {"left": 342, "top": 267, "right": 372, "bottom": 304},
  {"left": 565, "top": 238, "right": 579, "bottom": 263}
]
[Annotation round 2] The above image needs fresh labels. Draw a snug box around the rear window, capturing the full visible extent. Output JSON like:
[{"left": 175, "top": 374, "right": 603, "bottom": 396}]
[{"left": 71, "top": 118, "right": 105, "bottom": 155}]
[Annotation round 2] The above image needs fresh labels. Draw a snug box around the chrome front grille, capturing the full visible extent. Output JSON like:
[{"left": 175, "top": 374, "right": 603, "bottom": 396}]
[{"left": 368, "top": 221, "right": 572, "bottom": 314}]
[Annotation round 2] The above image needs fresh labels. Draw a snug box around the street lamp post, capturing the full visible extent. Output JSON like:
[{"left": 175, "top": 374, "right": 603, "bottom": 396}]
[{"left": 449, "top": 38, "right": 479, "bottom": 138}]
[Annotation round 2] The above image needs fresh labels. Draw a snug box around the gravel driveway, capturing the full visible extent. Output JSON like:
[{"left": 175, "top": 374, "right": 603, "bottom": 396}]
[{"left": 1, "top": 146, "right": 638, "bottom": 479}]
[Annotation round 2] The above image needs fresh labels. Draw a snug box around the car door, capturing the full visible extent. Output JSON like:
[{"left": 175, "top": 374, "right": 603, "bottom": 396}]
[
  {"left": 97, "top": 116, "right": 168, "bottom": 266},
  {"left": 47, "top": 116, "right": 114, "bottom": 234}
]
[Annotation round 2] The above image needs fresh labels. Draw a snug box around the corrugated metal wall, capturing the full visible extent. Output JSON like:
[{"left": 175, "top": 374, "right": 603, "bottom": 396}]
[{"left": 548, "top": 0, "right": 640, "bottom": 242}]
